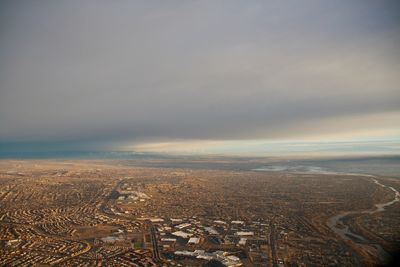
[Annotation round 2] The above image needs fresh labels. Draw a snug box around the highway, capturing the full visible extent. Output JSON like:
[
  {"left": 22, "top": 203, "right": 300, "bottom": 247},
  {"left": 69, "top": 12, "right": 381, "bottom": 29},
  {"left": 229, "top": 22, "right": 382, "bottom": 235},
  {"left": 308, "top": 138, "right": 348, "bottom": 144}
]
[
  {"left": 148, "top": 221, "right": 161, "bottom": 262},
  {"left": 269, "top": 221, "right": 278, "bottom": 267}
]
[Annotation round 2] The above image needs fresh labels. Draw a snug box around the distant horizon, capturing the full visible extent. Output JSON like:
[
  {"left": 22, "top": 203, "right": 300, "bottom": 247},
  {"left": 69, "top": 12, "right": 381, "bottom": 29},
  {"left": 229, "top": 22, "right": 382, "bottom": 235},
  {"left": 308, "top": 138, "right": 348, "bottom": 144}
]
[
  {"left": 1, "top": 147, "right": 400, "bottom": 160},
  {"left": 1, "top": 136, "right": 400, "bottom": 158}
]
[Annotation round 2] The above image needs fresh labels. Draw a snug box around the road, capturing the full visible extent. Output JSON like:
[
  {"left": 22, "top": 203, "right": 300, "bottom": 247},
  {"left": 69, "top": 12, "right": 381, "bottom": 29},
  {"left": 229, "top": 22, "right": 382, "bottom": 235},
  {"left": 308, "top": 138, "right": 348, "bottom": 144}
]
[
  {"left": 269, "top": 221, "right": 278, "bottom": 267},
  {"left": 148, "top": 221, "right": 161, "bottom": 262}
]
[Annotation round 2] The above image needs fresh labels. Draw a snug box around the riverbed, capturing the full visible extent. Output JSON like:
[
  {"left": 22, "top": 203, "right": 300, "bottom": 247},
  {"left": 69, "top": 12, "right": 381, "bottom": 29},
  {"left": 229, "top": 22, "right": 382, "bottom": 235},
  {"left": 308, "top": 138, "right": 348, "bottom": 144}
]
[{"left": 327, "top": 175, "right": 400, "bottom": 264}]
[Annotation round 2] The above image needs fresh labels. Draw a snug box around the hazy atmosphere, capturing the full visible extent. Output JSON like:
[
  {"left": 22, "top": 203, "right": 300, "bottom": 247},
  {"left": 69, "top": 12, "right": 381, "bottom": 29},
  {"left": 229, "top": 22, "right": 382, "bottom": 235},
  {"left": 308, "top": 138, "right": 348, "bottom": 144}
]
[
  {"left": 2, "top": 2, "right": 400, "bottom": 266},
  {"left": 1, "top": 0, "right": 399, "bottom": 155}
]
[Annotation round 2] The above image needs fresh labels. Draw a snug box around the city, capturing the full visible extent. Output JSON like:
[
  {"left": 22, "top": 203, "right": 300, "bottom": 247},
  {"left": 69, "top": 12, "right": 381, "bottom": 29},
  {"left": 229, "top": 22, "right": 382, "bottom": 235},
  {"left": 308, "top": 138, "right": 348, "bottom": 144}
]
[{"left": 0, "top": 159, "right": 398, "bottom": 266}]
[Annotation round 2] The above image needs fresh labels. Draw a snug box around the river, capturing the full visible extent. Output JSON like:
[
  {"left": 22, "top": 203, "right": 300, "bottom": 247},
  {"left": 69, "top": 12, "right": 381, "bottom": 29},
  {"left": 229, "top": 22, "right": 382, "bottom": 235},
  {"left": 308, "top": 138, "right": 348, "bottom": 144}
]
[
  {"left": 252, "top": 165, "right": 400, "bottom": 263},
  {"left": 327, "top": 175, "right": 400, "bottom": 264}
]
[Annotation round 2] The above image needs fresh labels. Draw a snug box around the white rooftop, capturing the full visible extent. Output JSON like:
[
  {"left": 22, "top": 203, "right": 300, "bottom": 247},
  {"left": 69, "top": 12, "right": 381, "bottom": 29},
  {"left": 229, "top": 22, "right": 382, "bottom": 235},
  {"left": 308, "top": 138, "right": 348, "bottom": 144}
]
[
  {"left": 187, "top": 237, "right": 200, "bottom": 244},
  {"left": 172, "top": 231, "right": 193, "bottom": 238}
]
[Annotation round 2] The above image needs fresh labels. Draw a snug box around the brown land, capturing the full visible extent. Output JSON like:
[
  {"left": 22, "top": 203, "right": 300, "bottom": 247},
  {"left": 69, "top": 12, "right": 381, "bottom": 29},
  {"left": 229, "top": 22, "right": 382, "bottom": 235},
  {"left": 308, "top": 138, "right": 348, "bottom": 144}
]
[{"left": 0, "top": 160, "right": 399, "bottom": 266}]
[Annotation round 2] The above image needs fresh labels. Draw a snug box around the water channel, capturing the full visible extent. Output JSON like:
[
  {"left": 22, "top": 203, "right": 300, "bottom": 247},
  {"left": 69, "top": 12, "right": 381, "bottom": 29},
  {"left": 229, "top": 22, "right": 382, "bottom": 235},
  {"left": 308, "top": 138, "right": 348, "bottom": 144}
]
[{"left": 327, "top": 175, "right": 400, "bottom": 263}]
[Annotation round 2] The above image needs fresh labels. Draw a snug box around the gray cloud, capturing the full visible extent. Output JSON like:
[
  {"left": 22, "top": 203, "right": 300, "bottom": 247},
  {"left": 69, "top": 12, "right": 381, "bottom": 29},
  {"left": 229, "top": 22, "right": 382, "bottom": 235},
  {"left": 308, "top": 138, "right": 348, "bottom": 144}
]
[{"left": 0, "top": 0, "right": 399, "bottom": 149}]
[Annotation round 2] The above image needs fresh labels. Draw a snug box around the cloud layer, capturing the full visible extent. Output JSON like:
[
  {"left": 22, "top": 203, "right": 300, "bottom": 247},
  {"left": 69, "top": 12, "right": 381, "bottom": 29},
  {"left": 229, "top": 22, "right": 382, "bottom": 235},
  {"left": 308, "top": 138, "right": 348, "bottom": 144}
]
[{"left": 0, "top": 1, "right": 399, "bottom": 152}]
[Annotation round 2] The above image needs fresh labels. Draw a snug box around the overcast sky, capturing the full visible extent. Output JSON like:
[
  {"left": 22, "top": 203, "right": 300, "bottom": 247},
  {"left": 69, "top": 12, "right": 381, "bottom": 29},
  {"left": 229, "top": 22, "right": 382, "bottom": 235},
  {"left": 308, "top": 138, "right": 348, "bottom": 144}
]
[{"left": 1, "top": 1, "right": 399, "bottom": 155}]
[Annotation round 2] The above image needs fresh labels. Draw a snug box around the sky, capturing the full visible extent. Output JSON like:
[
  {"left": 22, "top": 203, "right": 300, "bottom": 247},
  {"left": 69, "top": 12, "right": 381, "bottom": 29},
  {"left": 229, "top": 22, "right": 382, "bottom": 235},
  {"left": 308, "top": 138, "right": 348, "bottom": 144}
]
[{"left": 0, "top": 0, "right": 399, "bottom": 156}]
